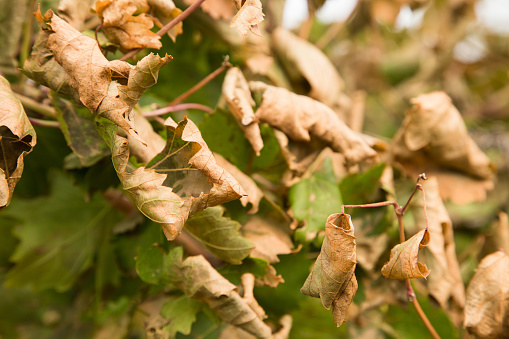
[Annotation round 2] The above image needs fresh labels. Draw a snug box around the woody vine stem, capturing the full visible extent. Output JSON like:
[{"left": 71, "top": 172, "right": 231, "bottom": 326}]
[{"left": 341, "top": 173, "right": 440, "bottom": 339}]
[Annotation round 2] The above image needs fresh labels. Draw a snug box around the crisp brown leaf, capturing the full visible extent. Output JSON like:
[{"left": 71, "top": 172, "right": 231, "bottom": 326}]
[
  {"left": 272, "top": 28, "right": 344, "bottom": 109},
  {"left": 94, "top": 0, "right": 162, "bottom": 50},
  {"left": 464, "top": 250, "right": 509, "bottom": 339},
  {"left": 99, "top": 116, "right": 245, "bottom": 240},
  {"left": 36, "top": 8, "right": 171, "bottom": 142},
  {"left": 213, "top": 153, "right": 263, "bottom": 213},
  {"left": 392, "top": 91, "right": 494, "bottom": 203},
  {"left": 250, "top": 82, "right": 377, "bottom": 166},
  {"left": 230, "top": 0, "right": 264, "bottom": 36},
  {"left": 222, "top": 67, "right": 263, "bottom": 155},
  {"left": 169, "top": 251, "right": 272, "bottom": 338},
  {"left": 243, "top": 217, "right": 293, "bottom": 263},
  {"left": 411, "top": 177, "right": 465, "bottom": 316},
  {"left": 381, "top": 229, "right": 430, "bottom": 279},
  {"left": 0, "top": 76, "right": 37, "bottom": 209},
  {"left": 300, "top": 213, "right": 357, "bottom": 327}
]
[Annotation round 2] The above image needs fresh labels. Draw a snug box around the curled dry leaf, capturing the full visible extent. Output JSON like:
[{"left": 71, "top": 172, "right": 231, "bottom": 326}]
[
  {"left": 250, "top": 82, "right": 377, "bottom": 165},
  {"left": 300, "top": 213, "right": 357, "bottom": 327},
  {"left": 35, "top": 9, "right": 171, "bottom": 142},
  {"left": 214, "top": 153, "right": 263, "bottom": 213},
  {"left": 230, "top": 0, "right": 264, "bottom": 37},
  {"left": 222, "top": 67, "right": 263, "bottom": 155},
  {"left": 392, "top": 91, "right": 494, "bottom": 203},
  {"left": 271, "top": 28, "right": 344, "bottom": 109},
  {"left": 169, "top": 249, "right": 272, "bottom": 338},
  {"left": 381, "top": 229, "right": 430, "bottom": 279},
  {"left": 0, "top": 76, "right": 36, "bottom": 209},
  {"left": 243, "top": 217, "right": 293, "bottom": 263},
  {"left": 411, "top": 177, "right": 465, "bottom": 315},
  {"left": 93, "top": 0, "right": 162, "bottom": 50},
  {"left": 464, "top": 250, "right": 509, "bottom": 339},
  {"left": 98, "top": 116, "right": 245, "bottom": 240}
]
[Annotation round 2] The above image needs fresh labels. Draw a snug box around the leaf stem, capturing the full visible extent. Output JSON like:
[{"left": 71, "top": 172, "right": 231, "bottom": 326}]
[
  {"left": 144, "top": 103, "right": 213, "bottom": 117},
  {"left": 411, "top": 294, "right": 441, "bottom": 339},
  {"left": 167, "top": 58, "right": 231, "bottom": 106},
  {"left": 17, "top": 93, "right": 58, "bottom": 118},
  {"left": 118, "top": 0, "right": 207, "bottom": 61},
  {"left": 29, "top": 117, "right": 60, "bottom": 128}
]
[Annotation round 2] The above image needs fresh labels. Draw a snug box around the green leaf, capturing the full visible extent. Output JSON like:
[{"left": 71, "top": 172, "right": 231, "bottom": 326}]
[
  {"left": 289, "top": 157, "right": 342, "bottom": 242},
  {"left": 339, "top": 162, "right": 386, "bottom": 205},
  {"left": 52, "top": 95, "right": 109, "bottom": 169},
  {"left": 185, "top": 207, "right": 253, "bottom": 264},
  {"left": 136, "top": 245, "right": 165, "bottom": 285},
  {"left": 3, "top": 171, "right": 119, "bottom": 291},
  {"left": 161, "top": 295, "right": 202, "bottom": 336}
]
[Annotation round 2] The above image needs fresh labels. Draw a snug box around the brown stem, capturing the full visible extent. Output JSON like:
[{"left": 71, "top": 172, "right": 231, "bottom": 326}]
[
  {"left": 17, "top": 94, "right": 57, "bottom": 118},
  {"left": 412, "top": 295, "right": 441, "bottom": 339},
  {"left": 167, "top": 58, "right": 231, "bottom": 106},
  {"left": 95, "top": 24, "right": 104, "bottom": 55},
  {"left": 144, "top": 103, "right": 213, "bottom": 117},
  {"left": 118, "top": 0, "right": 207, "bottom": 61},
  {"left": 341, "top": 200, "right": 399, "bottom": 214},
  {"left": 401, "top": 173, "right": 428, "bottom": 214},
  {"left": 29, "top": 117, "right": 60, "bottom": 128}
]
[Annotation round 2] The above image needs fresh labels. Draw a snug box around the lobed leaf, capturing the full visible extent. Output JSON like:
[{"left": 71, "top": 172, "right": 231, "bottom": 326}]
[
  {"left": 230, "top": 0, "right": 264, "bottom": 37},
  {"left": 185, "top": 206, "right": 253, "bottom": 264},
  {"left": 300, "top": 213, "right": 357, "bottom": 327},
  {"left": 0, "top": 76, "right": 36, "bottom": 209},
  {"left": 381, "top": 229, "right": 431, "bottom": 279}
]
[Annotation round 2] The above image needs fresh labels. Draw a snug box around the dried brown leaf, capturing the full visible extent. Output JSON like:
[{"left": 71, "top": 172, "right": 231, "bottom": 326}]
[
  {"left": 250, "top": 82, "right": 377, "bottom": 165},
  {"left": 243, "top": 217, "right": 293, "bottom": 263},
  {"left": 213, "top": 153, "right": 263, "bottom": 213},
  {"left": 99, "top": 116, "right": 244, "bottom": 240},
  {"left": 36, "top": 8, "right": 171, "bottom": 141},
  {"left": 0, "top": 76, "right": 37, "bottom": 209},
  {"left": 94, "top": 0, "right": 162, "bottom": 50},
  {"left": 170, "top": 251, "right": 272, "bottom": 338},
  {"left": 392, "top": 91, "right": 494, "bottom": 203},
  {"left": 230, "top": 0, "right": 264, "bottom": 37},
  {"left": 482, "top": 212, "right": 509, "bottom": 257},
  {"left": 381, "top": 229, "right": 430, "bottom": 279},
  {"left": 300, "top": 213, "right": 357, "bottom": 327},
  {"left": 272, "top": 28, "right": 344, "bottom": 108},
  {"left": 464, "top": 250, "right": 509, "bottom": 339},
  {"left": 411, "top": 177, "right": 465, "bottom": 315},
  {"left": 222, "top": 67, "right": 263, "bottom": 155}
]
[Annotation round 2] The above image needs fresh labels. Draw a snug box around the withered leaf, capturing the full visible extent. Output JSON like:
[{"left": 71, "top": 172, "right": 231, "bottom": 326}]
[
  {"left": 392, "top": 91, "right": 494, "bottom": 203},
  {"left": 0, "top": 76, "right": 36, "bottom": 209},
  {"left": 222, "top": 67, "right": 263, "bottom": 155},
  {"left": 185, "top": 0, "right": 236, "bottom": 20},
  {"left": 36, "top": 8, "right": 171, "bottom": 141},
  {"left": 243, "top": 217, "right": 293, "bottom": 263},
  {"left": 464, "top": 250, "right": 509, "bottom": 339},
  {"left": 250, "top": 82, "right": 377, "bottom": 165},
  {"left": 57, "top": 0, "right": 95, "bottom": 30},
  {"left": 22, "top": 30, "right": 80, "bottom": 103},
  {"left": 185, "top": 206, "right": 253, "bottom": 264},
  {"left": 411, "top": 177, "right": 465, "bottom": 313},
  {"left": 272, "top": 28, "right": 344, "bottom": 108},
  {"left": 381, "top": 229, "right": 430, "bottom": 279},
  {"left": 300, "top": 213, "right": 357, "bottom": 327},
  {"left": 98, "top": 116, "right": 244, "bottom": 240},
  {"left": 230, "top": 0, "right": 264, "bottom": 36},
  {"left": 94, "top": 0, "right": 162, "bottom": 50},
  {"left": 168, "top": 248, "right": 272, "bottom": 338}
]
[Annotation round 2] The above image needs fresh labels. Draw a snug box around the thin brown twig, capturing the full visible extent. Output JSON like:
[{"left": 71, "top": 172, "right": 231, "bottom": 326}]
[
  {"left": 167, "top": 58, "right": 231, "bottom": 106},
  {"left": 412, "top": 295, "right": 441, "bottom": 339},
  {"left": 29, "top": 117, "right": 60, "bottom": 128},
  {"left": 16, "top": 94, "right": 57, "bottom": 118},
  {"left": 118, "top": 0, "right": 207, "bottom": 61},
  {"left": 95, "top": 24, "right": 104, "bottom": 55},
  {"left": 144, "top": 103, "right": 213, "bottom": 117}
]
